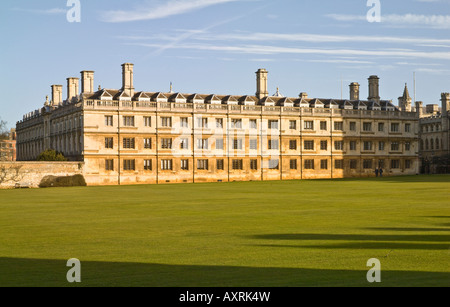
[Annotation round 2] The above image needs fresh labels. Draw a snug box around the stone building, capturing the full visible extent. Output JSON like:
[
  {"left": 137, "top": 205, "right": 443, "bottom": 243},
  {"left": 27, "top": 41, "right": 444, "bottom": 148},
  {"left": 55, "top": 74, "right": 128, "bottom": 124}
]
[
  {"left": 16, "top": 63, "right": 419, "bottom": 185},
  {"left": 0, "top": 129, "right": 17, "bottom": 161},
  {"left": 418, "top": 93, "right": 450, "bottom": 173}
]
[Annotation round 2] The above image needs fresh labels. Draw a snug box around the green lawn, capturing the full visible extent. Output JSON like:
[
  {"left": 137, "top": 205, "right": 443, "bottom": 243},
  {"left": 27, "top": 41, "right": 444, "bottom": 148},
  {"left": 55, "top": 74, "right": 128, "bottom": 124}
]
[{"left": 0, "top": 175, "right": 449, "bottom": 287}]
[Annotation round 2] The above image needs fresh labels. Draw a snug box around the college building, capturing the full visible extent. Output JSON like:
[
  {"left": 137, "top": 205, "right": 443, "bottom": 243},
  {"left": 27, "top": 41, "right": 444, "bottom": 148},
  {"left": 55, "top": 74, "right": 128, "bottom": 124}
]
[
  {"left": 0, "top": 129, "right": 17, "bottom": 162},
  {"left": 417, "top": 93, "right": 450, "bottom": 174},
  {"left": 16, "top": 63, "right": 420, "bottom": 185}
]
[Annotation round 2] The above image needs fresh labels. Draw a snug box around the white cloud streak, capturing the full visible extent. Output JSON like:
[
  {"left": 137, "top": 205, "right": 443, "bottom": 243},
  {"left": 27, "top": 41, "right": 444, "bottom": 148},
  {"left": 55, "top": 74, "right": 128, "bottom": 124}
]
[
  {"left": 327, "top": 13, "right": 450, "bottom": 29},
  {"left": 101, "top": 0, "right": 241, "bottom": 23},
  {"left": 11, "top": 7, "right": 66, "bottom": 15},
  {"left": 119, "top": 31, "right": 450, "bottom": 46},
  {"left": 128, "top": 42, "right": 450, "bottom": 60}
]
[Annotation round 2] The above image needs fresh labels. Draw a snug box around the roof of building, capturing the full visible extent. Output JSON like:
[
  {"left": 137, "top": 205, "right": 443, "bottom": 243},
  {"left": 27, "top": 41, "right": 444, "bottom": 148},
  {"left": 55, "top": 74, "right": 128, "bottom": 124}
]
[
  {"left": 82, "top": 89, "right": 398, "bottom": 110},
  {"left": 401, "top": 84, "right": 411, "bottom": 100}
]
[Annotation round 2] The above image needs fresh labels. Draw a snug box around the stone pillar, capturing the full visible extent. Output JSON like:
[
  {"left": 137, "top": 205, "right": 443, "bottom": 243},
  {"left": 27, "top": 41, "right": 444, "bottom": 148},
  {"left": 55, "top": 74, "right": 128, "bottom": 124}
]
[
  {"left": 256, "top": 69, "right": 269, "bottom": 100},
  {"left": 441, "top": 93, "right": 449, "bottom": 116},
  {"left": 67, "top": 77, "right": 80, "bottom": 102},
  {"left": 368, "top": 75, "right": 380, "bottom": 102},
  {"left": 81, "top": 71, "right": 95, "bottom": 94},
  {"left": 349, "top": 82, "right": 360, "bottom": 101},
  {"left": 441, "top": 93, "right": 449, "bottom": 152},
  {"left": 416, "top": 101, "right": 423, "bottom": 118},
  {"left": 51, "top": 85, "right": 63, "bottom": 106},
  {"left": 121, "top": 63, "right": 135, "bottom": 97}
]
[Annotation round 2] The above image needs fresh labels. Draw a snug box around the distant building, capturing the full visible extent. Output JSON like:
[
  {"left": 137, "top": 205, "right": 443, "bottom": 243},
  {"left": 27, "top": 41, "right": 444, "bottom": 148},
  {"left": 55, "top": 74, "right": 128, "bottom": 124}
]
[
  {"left": 16, "top": 63, "right": 419, "bottom": 186},
  {"left": 0, "top": 129, "right": 17, "bottom": 161},
  {"left": 418, "top": 93, "right": 450, "bottom": 174}
]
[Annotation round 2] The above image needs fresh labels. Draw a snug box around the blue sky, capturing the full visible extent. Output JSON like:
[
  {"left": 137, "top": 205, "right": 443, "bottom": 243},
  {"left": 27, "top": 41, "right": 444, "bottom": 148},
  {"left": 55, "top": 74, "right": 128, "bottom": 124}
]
[{"left": 1, "top": 0, "right": 450, "bottom": 129}]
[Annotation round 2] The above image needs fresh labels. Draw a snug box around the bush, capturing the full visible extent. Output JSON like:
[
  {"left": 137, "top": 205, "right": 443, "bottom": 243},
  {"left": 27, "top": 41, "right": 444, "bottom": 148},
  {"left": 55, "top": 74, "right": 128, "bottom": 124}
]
[
  {"left": 39, "top": 175, "right": 87, "bottom": 188},
  {"left": 37, "top": 150, "right": 67, "bottom": 161}
]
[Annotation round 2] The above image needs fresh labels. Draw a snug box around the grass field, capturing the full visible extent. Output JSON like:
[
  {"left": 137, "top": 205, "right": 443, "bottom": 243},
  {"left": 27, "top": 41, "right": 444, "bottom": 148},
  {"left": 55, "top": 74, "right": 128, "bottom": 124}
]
[{"left": 0, "top": 175, "right": 449, "bottom": 287}]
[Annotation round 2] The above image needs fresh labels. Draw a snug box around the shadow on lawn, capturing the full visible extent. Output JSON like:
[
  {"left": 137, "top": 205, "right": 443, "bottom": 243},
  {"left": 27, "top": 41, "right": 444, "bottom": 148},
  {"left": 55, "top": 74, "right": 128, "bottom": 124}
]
[
  {"left": 249, "top": 233, "right": 450, "bottom": 242},
  {"left": 321, "top": 174, "right": 450, "bottom": 184},
  {"left": 0, "top": 257, "right": 449, "bottom": 287},
  {"left": 364, "top": 227, "right": 450, "bottom": 232},
  {"left": 249, "top": 233, "right": 450, "bottom": 251},
  {"left": 249, "top": 225, "right": 450, "bottom": 248}
]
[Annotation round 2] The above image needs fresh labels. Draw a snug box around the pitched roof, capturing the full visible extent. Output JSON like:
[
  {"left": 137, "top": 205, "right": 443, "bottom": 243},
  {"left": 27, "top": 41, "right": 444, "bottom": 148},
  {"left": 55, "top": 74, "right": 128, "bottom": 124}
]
[
  {"left": 326, "top": 100, "right": 340, "bottom": 109},
  {"left": 222, "top": 95, "right": 239, "bottom": 104},
  {"left": 134, "top": 91, "right": 151, "bottom": 101},
  {"left": 402, "top": 83, "right": 411, "bottom": 100},
  {"left": 168, "top": 93, "right": 187, "bottom": 102},
  {"left": 341, "top": 100, "right": 354, "bottom": 109},
  {"left": 152, "top": 92, "right": 168, "bottom": 102},
  {"left": 188, "top": 94, "right": 205, "bottom": 103},
  {"left": 260, "top": 96, "right": 276, "bottom": 105},
  {"left": 278, "top": 97, "right": 294, "bottom": 106},
  {"left": 204, "top": 94, "right": 222, "bottom": 104},
  {"left": 239, "top": 95, "right": 257, "bottom": 105},
  {"left": 80, "top": 85, "right": 402, "bottom": 112},
  {"left": 310, "top": 99, "right": 324, "bottom": 108},
  {"left": 115, "top": 91, "right": 131, "bottom": 100}
]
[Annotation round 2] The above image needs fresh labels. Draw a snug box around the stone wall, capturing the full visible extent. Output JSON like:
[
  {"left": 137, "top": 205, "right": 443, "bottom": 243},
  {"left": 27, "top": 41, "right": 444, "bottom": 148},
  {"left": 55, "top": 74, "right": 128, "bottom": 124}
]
[{"left": 0, "top": 162, "right": 84, "bottom": 189}]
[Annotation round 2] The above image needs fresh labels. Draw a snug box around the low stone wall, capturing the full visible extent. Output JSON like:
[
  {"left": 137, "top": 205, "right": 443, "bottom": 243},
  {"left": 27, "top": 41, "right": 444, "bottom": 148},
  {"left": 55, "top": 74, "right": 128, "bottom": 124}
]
[{"left": 0, "top": 162, "right": 84, "bottom": 189}]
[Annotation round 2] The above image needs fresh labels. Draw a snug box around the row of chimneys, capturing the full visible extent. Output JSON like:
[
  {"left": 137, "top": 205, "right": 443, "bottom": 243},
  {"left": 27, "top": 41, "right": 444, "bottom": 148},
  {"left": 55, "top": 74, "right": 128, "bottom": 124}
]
[
  {"left": 52, "top": 64, "right": 380, "bottom": 106},
  {"left": 349, "top": 77, "right": 381, "bottom": 102},
  {"left": 348, "top": 77, "right": 381, "bottom": 102},
  {"left": 256, "top": 69, "right": 381, "bottom": 102},
  {"left": 50, "top": 64, "right": 448, "bottom": 114},
  {"left": 50, "top": 63, "right": 134, "bottom": 106}
]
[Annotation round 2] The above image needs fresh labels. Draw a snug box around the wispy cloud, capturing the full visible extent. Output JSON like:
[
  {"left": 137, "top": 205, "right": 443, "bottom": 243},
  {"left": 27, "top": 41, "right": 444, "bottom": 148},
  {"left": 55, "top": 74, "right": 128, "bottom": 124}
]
[
  {"left": 11, "top": 7, "right": 66, "bottom": 15},
  {"left": 414, "top": 0, "right": 446, "bottom": 2},
  {"left": 128, "top": 42, "right": 450, "bottom": 60},
  {"left": 415, "top": 67, "right": 450, "bottom": 74},
  {"left": 120, "top": 31, "right": 450, "bottom": 46},
  {"left": 327, "top": 13, "right": 450, "bottom": 29},
  {"left": 142, "top": 2, "right": 272, "bottom": 56},
  {"left": 383, "top": 14, "right": 450, "bottom": 29},
  {"left": 307, "top": 59, "right": 375, "bottom": 65},
  {"left": 101, "top": 0, "right": 242, "bottom": 23}
]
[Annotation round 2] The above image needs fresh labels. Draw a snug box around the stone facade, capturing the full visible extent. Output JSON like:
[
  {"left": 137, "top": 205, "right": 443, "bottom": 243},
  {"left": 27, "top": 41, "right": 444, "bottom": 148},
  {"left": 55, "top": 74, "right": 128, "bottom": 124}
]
[
  {"left": 16, "top": 63, "right": 420, "bottom": 186},
  {"left": 0, "top": 162, "right": 84, "bottom": 189},
  {"left": 0, "top": 129, "right": 17, "bottom": 162},
  {"left": 418, "top": 93, "right": 450, "bottom": 173}
]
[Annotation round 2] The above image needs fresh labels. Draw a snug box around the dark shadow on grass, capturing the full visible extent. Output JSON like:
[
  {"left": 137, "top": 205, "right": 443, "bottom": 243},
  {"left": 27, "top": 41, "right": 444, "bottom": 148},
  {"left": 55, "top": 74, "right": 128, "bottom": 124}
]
[
  {"left": 248, "top": 232, "right": 450, "bottom": 251},
  {"left": 364, "top": 227, "right": 450, "bottom": 232},
  {"left": 0, "top": 257, "right": 448, "bottom": 287},
  {"left": 312, "top": 174, "right": 450, "bottom": 184},
  {"left": 254, "top": 242, "right": 450, "bottom": 251},
  {"left": 248, "top": 234, "right": 450, "bottom": 243}
]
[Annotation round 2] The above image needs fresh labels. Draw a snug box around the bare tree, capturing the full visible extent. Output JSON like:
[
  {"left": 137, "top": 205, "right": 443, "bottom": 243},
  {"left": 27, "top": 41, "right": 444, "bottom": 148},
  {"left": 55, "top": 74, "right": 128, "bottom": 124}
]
[
  {"left": 0, "top": 117, "right": 8, "bottom": 140},
  {"left": 0, "top": 165, "right": 24, "bottom": 186}
]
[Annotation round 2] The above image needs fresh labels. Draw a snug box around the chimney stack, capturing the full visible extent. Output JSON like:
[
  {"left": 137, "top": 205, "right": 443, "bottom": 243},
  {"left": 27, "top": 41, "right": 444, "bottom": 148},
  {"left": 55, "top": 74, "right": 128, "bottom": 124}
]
[
  {"left": 81, "top": 70, "right": 94, "bottom": 94},
  {"left": 121, "top": 63, "right": 135, "bottom": 97},
  {"left": 416, "top": 101, "right": 423, "bottom": 118},
  {"left": 299, "top": 92, "right": 308, "bottom": 100},
  {"left": 349, "top": 82, "right": 360, "bottom": 101},
  {"left": 256, "top": 69, "right": 269, "bottom": 100},
  {"left": 51, "top": 85, "right": 63, "bottom": 106},
  {"left": 67, "top": 77, "right": 79, "bottom": 102},
  {"left": 441, "top": 92, "right": 449, "bottom": 115},
  {"left": 368, "top": 75, "right": 380, "bottom": 102}
]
